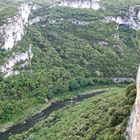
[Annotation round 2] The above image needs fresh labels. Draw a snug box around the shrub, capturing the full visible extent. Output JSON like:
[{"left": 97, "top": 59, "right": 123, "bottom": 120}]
[
  {"left": 69, "top": 79, "right": 80, "bottom": 91},
  {"left": 110, "top": 107, "right": 130, "bottom": 127},
  {"left": 125, "top": 84, "right": 136, "bottom": 97}
]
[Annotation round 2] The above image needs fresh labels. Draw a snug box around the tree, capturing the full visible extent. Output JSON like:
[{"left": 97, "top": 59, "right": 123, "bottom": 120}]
[{"left": 69, "top": 79, "right": 80, "bottom": 91}]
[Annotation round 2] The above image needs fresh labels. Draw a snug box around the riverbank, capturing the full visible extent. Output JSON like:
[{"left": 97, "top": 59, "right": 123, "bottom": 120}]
[
  {"left": 0, "top": 89, "right": 108, "bottom": 140},
  {"left": 0, "top": 84, "right": 126, "bottom": 134},
  {"left": 0, "top": 102, "right": 52, "bottom": 132}
]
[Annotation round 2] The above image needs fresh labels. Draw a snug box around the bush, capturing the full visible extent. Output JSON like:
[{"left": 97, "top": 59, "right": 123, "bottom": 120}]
[
  {"left": 76, "top": 77, "right": 88, "bottom": 88},
  {"left": 125, "top": 84, "right": 136, "bottom": 105},
  {"left": 86, "top": 78, "right": 95, "bottom": 86},
  {"left": 125, "top": 84, "right": 136, "bottom": 97},
  {"left": 69, "top": 79, "right": 80, "bottom": 91},
  {"left": 110, "top": 107, "right": 130, "bottom": 127}
]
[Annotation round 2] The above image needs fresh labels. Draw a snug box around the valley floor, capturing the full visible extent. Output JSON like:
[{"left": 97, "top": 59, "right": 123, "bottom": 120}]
[
  {"left": 0, "top": 85, "right": 112, "bottom": 132},
  {"left": 8, "top": 86, "right": 133, "bottom": 140}
]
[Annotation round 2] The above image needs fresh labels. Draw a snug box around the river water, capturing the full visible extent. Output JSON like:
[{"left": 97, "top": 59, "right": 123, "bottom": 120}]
[{"left": 0, "top": 90, "right": 107, "bottom": 140}]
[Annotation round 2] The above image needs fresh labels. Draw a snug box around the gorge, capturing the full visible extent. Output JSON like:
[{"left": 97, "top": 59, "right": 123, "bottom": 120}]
[{"left": 0, "top": 0, "right": 140, "bottom": 140}]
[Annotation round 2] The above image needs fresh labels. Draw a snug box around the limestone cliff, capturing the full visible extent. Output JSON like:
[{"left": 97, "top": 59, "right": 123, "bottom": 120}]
[
  {"left": 32, "top": 1, "right": 140, "bottom": 30},
  {"left": 0, "top": 2, "right": 35, "bottom": 77},
  {"left": 0, "top": 45, "right": 33, "bottom": 78},
  {"left": 0, "top": 3, "right": 31, "bottom": 50},
  {"left": 104, "top": 6, "right": 140, "bottom": 30},
  {"left": 126, "top": 66, "right": 140, "bottom": 140}
]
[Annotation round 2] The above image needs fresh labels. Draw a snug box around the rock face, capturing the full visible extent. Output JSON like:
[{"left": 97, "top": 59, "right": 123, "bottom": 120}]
[
  {"left": 55, "top": 0, "right": 101, "bottom": 10},
  {"left": 131, "top": 66, "right": 140, "bottom": 140},
  {"left": 126, "top": 66, "right": 140, "bottom": 140},
  {"left": 104, "top": 6, "right": 140, "bottom": 30},
  {"left": 30, "top": 2, "right": 140, "bottom": 31},
  {"left": 0, "top": 2, "right": 36, "bottom": 77},
  {"left": 0, "top": 3, "right": 31, "bottom": 50},
  {"left": 67, "top": 18, "right": 93, "bottom": 25},
  {"left": 29, "top": 15, "right": 48, "bottom": 25},
  {"left": 113, "top": 78, "right": 135, "bottom": 83},
  {"left": 0, "top": 45, "right": 33, "bottom": 78}
]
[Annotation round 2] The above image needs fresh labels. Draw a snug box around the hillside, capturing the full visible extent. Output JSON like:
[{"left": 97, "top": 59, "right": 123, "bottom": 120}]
[{"left": 0, "top": 0, "right": 139, "bottom": 139}]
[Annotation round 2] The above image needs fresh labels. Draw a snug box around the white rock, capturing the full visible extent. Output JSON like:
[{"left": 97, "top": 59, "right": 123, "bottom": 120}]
[
  {"left": 138, "top": 11, "right": 140, "bottom": 20},
  {"left": 104, "top": 6, "right": 140, "bottom": 30},
  {"left": 95, "top": 71, "right": 101, "bottom": 76},
  {"left": 44, "top": 98, "right": 49, "bottom": 103},
  {"left": 68, "top": 18, "right": 92, "bottom": 25},
  {"left": 92, "top": 2, "right": 100, "bottom": 10},
  {"left": 104, "top": 15, "right": 140, "bottom": 30},
  {"left": 113, "top": 78, "right": 135, "bottom": 83},
  {"left": 56, "top": 0, "right": 101, "bottom": 10},
  {"left": 0, "top": 45, "right": 33, "bottom": 77},
  {"left": 0, "top": 3, "right": 31, "bottom": 50},
  {"left": 29, "top": 15, "right": 48, "bottom": 25},
  {"left": 98, "top": 41, "right": 108, "bottom": 47}
]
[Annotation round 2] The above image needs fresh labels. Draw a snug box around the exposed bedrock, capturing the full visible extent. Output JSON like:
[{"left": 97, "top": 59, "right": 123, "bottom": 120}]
[
  {"left": 126, "top": 66, "right": 140, "bottom": 140},
  {"left": 0, "top": 3, "right": 32, "bottom": 50}
]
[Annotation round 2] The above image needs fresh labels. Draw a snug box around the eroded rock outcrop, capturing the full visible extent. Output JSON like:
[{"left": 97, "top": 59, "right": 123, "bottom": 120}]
[
  {"left": 104, "top": 6, "right": 140, "bottom": 30},
  {"left": 0, "top": 3, "right": 31, "bottom": 50},
  {"left": 29, "top": 15, "right": 48, "bottom": 25},
  {"left": 0, "top": 45, "right": 33, "bottom": 78},
  {"left": 31, "top": 2, "right": 140, "bottom": 31},
  {"left": 55, "top": 0, "right": 101, "bottom": 10},
  {"left": 113, "top": 78, "right": 135, "bottom": 83},
  {"left": 126, "top": 66, "right": 140, "bottom": 140},
  {"left": 0, "top": 2, "right": 37, "bottom": 77}
]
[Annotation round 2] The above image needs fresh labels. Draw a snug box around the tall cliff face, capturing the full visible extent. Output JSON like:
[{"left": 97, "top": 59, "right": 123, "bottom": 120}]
[
  {"left": 132, "top": 66, "right": 140, "bottom": 140},
  {"left": 126, "top": 66, "right": 140, "bottom": 140},
  {"left": 0, "top": 2, "right": 35, "bottom": 77},
  {"left": 0, "top": 3, "right": 31, "bottom": 50}
]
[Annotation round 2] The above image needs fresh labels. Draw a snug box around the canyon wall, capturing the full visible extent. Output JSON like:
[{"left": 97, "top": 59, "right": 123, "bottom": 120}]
[
  {"left": 32, "top": 1, "right": 140, "bottom": 30},
  {"left": 0, "top": 2, "right": 35, "bottom": 77},
  {"left": 0, "top": 3, "right": 31, "bottom": 50},
  {"left": 126, "top": 66, "right": 140, "bottom": 140}
]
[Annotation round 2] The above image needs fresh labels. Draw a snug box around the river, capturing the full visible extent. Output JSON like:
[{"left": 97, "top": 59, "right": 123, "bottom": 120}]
[{"left": 0, "top": 90, "right": 107, "bottom": 140}]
